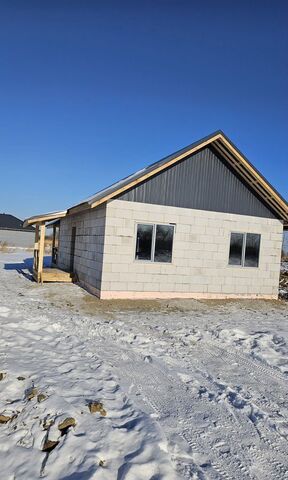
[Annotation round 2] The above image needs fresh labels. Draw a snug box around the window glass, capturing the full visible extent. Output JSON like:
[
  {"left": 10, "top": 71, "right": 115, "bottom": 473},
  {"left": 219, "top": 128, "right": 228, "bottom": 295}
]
[
  {"left": 135, "top": 224, "right": 153, "bottom": 260},
  {"left": 244, "top": 233, "right": 261, "bottom": 267},
  {"left": 154, "top": 224, "right": 174, "bottom": 263},
  {"left": 229, "top": 233, "right": 244, "bottom": 266}
]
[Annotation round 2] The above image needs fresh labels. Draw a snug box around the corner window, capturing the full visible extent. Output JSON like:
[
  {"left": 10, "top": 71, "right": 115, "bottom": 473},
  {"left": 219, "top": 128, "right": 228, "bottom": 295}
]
[
  {"left": 135, "top": 223, "right": 174, "bottom": 263},
  {"left": 228, "top": 232, "right": 261, "bottom": 267}
]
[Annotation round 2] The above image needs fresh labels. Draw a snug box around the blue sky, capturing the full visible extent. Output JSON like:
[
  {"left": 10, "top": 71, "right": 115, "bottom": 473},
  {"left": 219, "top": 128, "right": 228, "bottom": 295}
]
[{"left": 0, "top": 0, "right": 287, "bottom": 219}]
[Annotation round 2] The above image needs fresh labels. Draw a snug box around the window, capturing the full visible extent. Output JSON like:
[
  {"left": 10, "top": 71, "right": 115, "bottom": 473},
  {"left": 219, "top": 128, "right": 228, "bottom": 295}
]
[
  {"left": 135, "top": 224, "right": 153, "bottom": 260},
  {"left": 135, "top": 223, "right": 174, "bottom": 263},
  {"left": 229, "top": 233, "right": 244, "bottom": 266},
  {"left": 155, "top": 224, "right": 174, "bottom": 262},
  {"left": 244, "top": 233, "right": 261, "bottom": 267},
  {"left": 228, "top": 232, "right": 261, "bottom": 267}
]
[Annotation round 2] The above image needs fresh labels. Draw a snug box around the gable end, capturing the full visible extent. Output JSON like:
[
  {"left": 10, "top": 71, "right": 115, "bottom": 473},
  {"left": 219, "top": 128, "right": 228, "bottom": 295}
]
[{"left": 117, "top": 146, "right": 278, "bottom": 219}]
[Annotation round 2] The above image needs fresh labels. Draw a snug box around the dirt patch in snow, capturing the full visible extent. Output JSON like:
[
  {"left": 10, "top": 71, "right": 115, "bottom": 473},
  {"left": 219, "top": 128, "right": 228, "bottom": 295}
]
[{"left": 46, "top": 287, "right": 287, "bottom": 318}]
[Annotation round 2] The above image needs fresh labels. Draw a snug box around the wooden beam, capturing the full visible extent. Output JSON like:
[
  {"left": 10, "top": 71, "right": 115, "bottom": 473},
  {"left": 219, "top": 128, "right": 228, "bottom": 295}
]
[
  {"left": 23, "top": 211, "right": 67, "bottom": 228},
  {"left": 67, "top": 203, "right": 90, "bottom": 216},
  {"left": 213, "top": 141, "right": 288, "bottom": 219},
  {"left": 38, "top": 223, "right": 46, "bottom": 285},
  {"left": 88, "top": 134, "right": 222, "bottom": 209},
  {"left": 214, "top": 141, "right": 287, "bottom": 218},
  {"left": 42, "top": 268, "right": 73, "bottom": 283},
  {"left": 33, "top": 225, "right": 39, "bottom": 273},
  {"left": 219, "top": 137, "right": 288, "bottom": 214}
]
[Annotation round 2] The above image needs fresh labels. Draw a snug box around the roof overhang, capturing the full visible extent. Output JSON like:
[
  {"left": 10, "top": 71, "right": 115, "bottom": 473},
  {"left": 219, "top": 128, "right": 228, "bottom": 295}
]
[
  {"left": 23, "top": 210, "right": 67, "bottom": 228},
  {"left": 67, "top": 131, "right": 288, "bottom": 221},
  {"left": 46, "top": 219, "right": 61, "bottom": 228},
  {"left": 211, "top": 135, "right": 288, "bottom": 221},
  {"left": 24, "top": 132, "right": 287, "bottom": 224}
]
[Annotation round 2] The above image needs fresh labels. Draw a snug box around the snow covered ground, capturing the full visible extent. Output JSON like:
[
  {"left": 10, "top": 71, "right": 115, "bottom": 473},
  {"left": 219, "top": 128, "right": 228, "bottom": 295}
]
[{"left": 0, "top": 252, "right": 288, "bottom": 480}]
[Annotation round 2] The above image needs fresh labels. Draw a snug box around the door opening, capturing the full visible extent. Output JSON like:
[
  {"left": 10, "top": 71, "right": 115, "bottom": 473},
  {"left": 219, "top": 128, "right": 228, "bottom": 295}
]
[{"left": 70, "top": 226, "right": 76, "bottom": 272}]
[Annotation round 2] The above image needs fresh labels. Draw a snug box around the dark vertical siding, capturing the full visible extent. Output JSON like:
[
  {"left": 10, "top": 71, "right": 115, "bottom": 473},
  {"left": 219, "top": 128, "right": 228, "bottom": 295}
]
[{"left": 117, "top": 147, "right": 276, "bottom": 219}]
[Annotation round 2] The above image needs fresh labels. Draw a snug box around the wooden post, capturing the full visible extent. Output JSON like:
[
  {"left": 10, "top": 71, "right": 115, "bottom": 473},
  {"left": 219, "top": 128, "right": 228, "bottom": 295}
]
[
  {"left": 33, "top": 224, "right": 40, "bottom": 275},
  {"left": 38, "top": 223, "right": 46, "bottom": 285}
]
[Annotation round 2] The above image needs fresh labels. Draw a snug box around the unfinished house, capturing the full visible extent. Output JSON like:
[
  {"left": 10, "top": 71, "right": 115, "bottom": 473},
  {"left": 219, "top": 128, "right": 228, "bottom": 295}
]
[{"left": 24, "top": 131, "right": 288, "bottom": 299}]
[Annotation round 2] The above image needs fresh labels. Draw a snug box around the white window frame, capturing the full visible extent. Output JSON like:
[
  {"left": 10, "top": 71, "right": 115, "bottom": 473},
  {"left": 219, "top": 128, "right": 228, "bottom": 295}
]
[
  {"left": 135, "top": 222, "right": 175, "bottom": 263},
  {"left": 228, "top": 231, "right": 261, "bottom": 268}
]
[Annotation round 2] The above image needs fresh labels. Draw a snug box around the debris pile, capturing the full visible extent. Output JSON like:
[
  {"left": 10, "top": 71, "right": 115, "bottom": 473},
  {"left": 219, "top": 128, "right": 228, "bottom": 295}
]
[{"left": 279, "top": 261, "right": 288, "bottom": 299}]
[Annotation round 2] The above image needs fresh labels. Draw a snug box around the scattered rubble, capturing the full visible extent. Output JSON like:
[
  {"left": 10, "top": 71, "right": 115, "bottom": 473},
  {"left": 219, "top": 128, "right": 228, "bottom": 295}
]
[
  {"left": 58, "top": 417, "right": 76, "bottom": 434},
  {"left": 37, "top": 394, "right": 47, "bottom": 403},
  {"left": 42, "top": 439, "right": 59, "bottom": 453},
  {"left": 0, "top": 414, "right": 11, "bottom": 424},
  {"left": 26, "top": 387, "right": 38, "bottom": 401},
  {"left": 279, "top": 261, "right": 288, "bottom": 299},
  {"left": 88, "top": 401, "right": 107, "bottom": 416},
  {"left": 42, "top": 418, "right": 54, "bottom": 431}
]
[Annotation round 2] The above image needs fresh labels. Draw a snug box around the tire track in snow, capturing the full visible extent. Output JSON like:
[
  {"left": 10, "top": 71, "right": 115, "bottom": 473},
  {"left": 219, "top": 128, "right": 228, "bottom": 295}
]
[
  {"left": 88, "top": 326, "right": 259, "bottom": 480},
  {"left": 194, "top": 340, "right": 288, "bottom": 415},
  {"left": 64, "top": 317, "right": 253, "bottom": 478},
  {"left": 8, "top": 274, "right": 287, "bottom": 480},
  {"left": 119, "top": 354, "right": 253, "bottom": 480},
  {"left": 194, "top": 341, "right": 288, "bottom": 440},
  {"left": 92, "top": 318, "right": 288, "bottom": 479},
  {"left": 180, "top": 342, "right": 288, "bottom": 479}
]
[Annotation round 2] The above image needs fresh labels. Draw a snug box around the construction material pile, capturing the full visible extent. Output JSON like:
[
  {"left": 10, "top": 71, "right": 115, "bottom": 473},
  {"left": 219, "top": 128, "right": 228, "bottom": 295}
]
[{"left": 279, "top": 261, "right": 288, "bottom": 299}]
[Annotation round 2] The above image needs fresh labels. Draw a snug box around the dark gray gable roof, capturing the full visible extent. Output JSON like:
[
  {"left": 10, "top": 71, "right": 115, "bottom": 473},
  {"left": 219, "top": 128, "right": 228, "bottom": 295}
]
[
  {"left": 70, "top": 131, "right": 221, "bottom": 209},
  {"left": 118, "top": 146, "right": 277, "bottom": 219},
  {"left": 0, "top": 214, "right": 35, "bottom": 232},
  {"left": 67, "top": 130, "right": 288, "bottom": 221}
]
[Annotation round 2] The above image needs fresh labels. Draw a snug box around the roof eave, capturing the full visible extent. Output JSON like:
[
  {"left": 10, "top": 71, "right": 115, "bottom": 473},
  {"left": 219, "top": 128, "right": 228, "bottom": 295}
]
[
  {"left": 23, "top": 210, "right": 67, "bottom": 228},
  {"left": 26, "top": 131, "right": 287, "bottom": 224},
  {"left": 212, "top": 136, "right": 288, "bottom": 220},
  {"left": 88, "top": 132, "right": 223, "bottom": 209},
  {"left": 68, "top": 132, "right": 287, "bottom": 221},
  {"left": 67, "top": 202, "right": 90, "bottom": 216}
]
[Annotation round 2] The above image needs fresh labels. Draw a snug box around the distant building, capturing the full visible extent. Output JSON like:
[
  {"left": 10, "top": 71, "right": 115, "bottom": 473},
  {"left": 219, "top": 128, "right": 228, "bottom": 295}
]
[
  {"left": 0, "top": 214, "right": 35, "bottom": 248},
  {"left": 25, "top": 131, "right": 288, "bottom": 298}
]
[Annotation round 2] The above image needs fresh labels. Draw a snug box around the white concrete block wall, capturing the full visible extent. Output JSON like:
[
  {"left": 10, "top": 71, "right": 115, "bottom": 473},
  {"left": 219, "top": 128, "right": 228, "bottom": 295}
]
[
  {"left": 57, "top": 205, "right": 106, "bottom": 294},
  {"left": 100, "top": 199, "right": 283, "bottom": 299}
]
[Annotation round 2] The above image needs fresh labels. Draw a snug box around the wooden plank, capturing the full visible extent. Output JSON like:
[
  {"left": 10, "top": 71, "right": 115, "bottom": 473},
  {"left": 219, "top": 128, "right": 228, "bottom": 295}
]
[
  {"left": 213, "top": 141, "right": 287, "bottom": 219},
  {"left": 42, "top": 268, "right": 73, "bottom": 283},
  {"left": 38, "top": 223, "right": 46, "bottom": 285},
  {"left": 213, "top": 142, "right": 271, "bottom": 196},
  {"left": 33, "top": 269, "right": 40, "bottom": 283},
  {"left": 68, "top": 203, "right": 90, "bottom": 216},
  {"left": 23, "top": 211, "right": 67, "bottom": 228},
  {"left": 42, "top": 275, "right": 73, "bottom": 283},
  {"left": 33, "top": 225, "right": 40, "bottom": 273},
  {"left": 214, "top": 142, "right": 281, "bottom": 209},
  {"left": 219, "top": 137, "right": 288, "bottom": 214}
]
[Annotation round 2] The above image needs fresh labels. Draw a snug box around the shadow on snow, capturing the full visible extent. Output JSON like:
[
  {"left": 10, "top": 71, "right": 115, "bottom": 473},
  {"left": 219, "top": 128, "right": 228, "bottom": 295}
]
[{"left": 4, "top": 256, "right": 52, "bottom": 281}]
